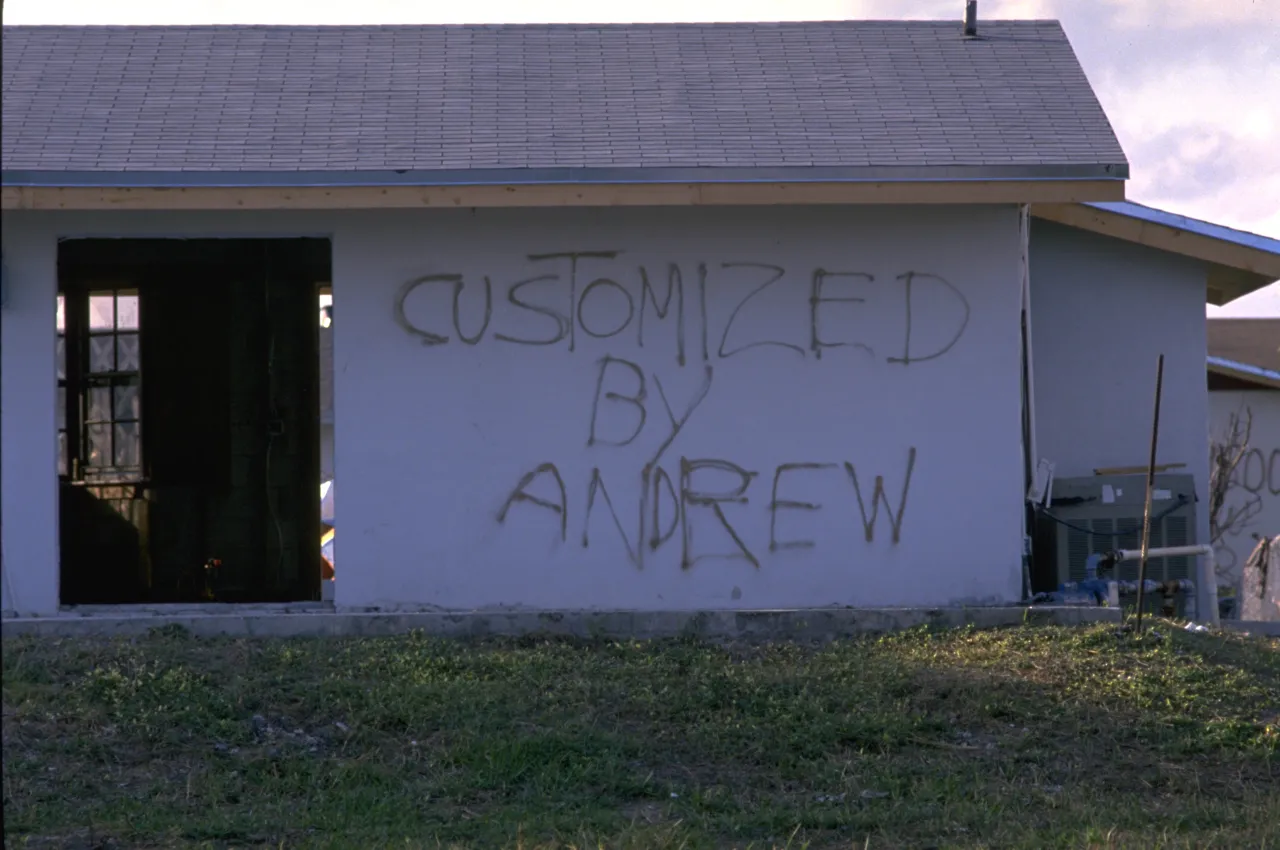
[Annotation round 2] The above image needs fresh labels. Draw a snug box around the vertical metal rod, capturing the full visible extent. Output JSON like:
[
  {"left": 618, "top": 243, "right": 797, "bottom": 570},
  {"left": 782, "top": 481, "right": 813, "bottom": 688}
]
[{"left": 1135, "top": 354, "right": 1165, "bottom": 634}]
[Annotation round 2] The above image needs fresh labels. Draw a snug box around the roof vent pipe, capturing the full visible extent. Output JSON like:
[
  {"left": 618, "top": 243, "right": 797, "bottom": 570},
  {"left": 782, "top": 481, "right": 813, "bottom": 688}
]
[{"left": 964, "top": 0, "right": 978, "bottom": 36}]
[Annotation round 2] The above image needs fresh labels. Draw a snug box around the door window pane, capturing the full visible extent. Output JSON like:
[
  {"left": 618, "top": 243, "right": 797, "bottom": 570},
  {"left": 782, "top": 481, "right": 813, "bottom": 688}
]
[
  {"left": 114, "top": 423, "right": 140, "bottom": 467},
  {"left": 56, "top": 336, "right": 66, "bottom": 380},
  {"left": 87, "top": 424, "right": 110, "bottom": 466},
  {"left": 116, "top": 334, "right": 141, "bottom": 372},
  {"left": 89, "top": 295, "right": 115, "bottom": 330},
  {"left": 58, "top": 431, "right": 67, "bottom": 477},
  {"left": 87, "top": 387, "right": 111, "bottom": 423},
  {"left": 89, "top": 336, "right": 115, "bottom": 373},
  {"left": 116, "top": 293, "right": 140, "bottom": 330},
  {"left": 113, "top": 384, "right": 140, "bottom": 420}
]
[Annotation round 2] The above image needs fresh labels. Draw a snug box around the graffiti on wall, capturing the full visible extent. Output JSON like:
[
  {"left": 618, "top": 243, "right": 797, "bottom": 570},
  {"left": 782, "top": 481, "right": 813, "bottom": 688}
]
[
  {"left": 493, "top": 355, "right": 919, "bottom": 569},
  {"left": 396, "top": 251, "right": 968, "bottom": 569},
  {"left": 394, "top": 251, "right": 971, "bottom": 367},
  {"left": 1215, "top": 444, "right": 1280, "bottom": 577},
  {"left": 1237, "top": 447, "right": 1280, "bottom": 497}
]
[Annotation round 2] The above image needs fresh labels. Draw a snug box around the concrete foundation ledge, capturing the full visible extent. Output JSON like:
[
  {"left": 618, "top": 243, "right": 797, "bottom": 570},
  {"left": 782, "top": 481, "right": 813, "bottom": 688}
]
[
  {"left": 1220, "top": 619, "right": 1280, "bottom": 638},
  {"left": 1, "top": 605, "right": 1120, "bottom": 640}
]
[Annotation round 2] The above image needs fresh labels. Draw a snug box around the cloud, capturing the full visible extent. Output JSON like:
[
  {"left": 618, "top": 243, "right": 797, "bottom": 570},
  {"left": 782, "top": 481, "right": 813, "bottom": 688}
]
[
  {"left": 1086, "top": 44, "right": 1280, "bottom": 239},
  {"left": 1103, "top": 0, "right": 1279, "bottom": 29},
  {"left": 1132, "top": 134, "right": 1280, "bottom": 238},
  {"left": 1, "top": 0, "right": 859, "bottom": 24},
  {"left": 843, "top": 0, "right": 1055, "bottom": 20},
  {"left": 1091, "top": 49, "right": 1278, "bottom": 142}
]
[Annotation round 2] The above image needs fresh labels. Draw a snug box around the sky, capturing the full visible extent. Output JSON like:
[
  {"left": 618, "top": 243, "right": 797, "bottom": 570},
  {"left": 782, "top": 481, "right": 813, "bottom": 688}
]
[{"left": 5, "top": 0, "right": 1278, "bottom": 316}]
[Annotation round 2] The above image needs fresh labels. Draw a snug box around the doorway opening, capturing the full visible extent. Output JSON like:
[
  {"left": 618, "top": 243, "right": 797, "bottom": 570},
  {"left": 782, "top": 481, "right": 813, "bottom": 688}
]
[
  {"left": 56, "top": 238, "right": 330, "bottom": 605},
  {"left": 318, "top": 285, "right": 335, "bottom": 597}
]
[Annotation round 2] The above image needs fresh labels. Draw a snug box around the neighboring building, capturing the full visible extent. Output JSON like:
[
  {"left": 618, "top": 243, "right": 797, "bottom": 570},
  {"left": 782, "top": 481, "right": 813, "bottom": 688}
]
[
  {"left": 2, "top": 20, "right": 1278, "bottom": 617},
  {"left": 1207, "top": 318, "right": 1280, "bottom": 586}
]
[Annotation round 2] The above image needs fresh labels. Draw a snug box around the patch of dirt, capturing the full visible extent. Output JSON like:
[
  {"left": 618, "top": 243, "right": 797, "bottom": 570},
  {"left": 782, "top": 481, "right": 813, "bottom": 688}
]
[{"left": 619, "top": 801, "right": 670, "bottom": 825}]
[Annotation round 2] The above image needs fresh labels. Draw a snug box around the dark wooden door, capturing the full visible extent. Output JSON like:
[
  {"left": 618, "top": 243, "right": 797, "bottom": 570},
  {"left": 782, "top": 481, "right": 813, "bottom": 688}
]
[{"left": 58, "top": 284, "right": 151, "bottom": 604}]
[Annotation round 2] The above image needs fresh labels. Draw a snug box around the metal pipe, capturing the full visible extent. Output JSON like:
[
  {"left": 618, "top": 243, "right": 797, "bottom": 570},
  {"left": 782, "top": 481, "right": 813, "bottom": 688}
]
[
  {"left": 1109, "top": 545, "right": 1220, "bottom": 626},
  {"left": 1018, "top": 204, "right": 1037, "bottom": 601},
  {"left": 1136, "top": 354, "right": 1165, "bottom": 633},
  {"left": 964, "top": 1, "right": 978, "bottom": 36}
]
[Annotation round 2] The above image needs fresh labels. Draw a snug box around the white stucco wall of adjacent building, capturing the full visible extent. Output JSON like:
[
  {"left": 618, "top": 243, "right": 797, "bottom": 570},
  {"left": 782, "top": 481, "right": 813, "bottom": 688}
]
[
  {"left": 1, "top": 205, "right": 1027, "bottom": 614},
  {"left": 1029, "top": 220, "right": 1213, "bottom": 555},
  {"left": 1210, "top": 388, "right": 1280, "bottom": 583}
]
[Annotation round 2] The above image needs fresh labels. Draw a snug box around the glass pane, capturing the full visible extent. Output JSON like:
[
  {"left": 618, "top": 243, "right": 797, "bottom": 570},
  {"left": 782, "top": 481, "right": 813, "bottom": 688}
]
[
  {"left": 116, "top": 334, "right": 140, "bottom": 372},
  {"left": 56, "top": 335, "right": 65, "bottom": 380},
  {"left": 56, "top": 295, "right": 66, "bottom": 332},
  {"left": 87, "top": 387, "right": 111, "bottom": 423},
  {"left": 116, "top": 293, "right": 140, "bottom": 330},
  {"left": 114, "top": 384, "right": 140, "bottom": 421},
  {"left": 114, "top": 423, "right": 140, "bottom": 468},
  {"left": 89, "top": 295, "right": 115, "bottom": 330},
  {"left": 89, "top": 335, "right": 115, "bottom": 373},
  {"left": 87, "top": 424, "right": 110, "bottom": 467},
  {"left": 57, "top": 387, "right": 66, "bottom": 429},
  {"left": 58, "top": 431, "right": 67, "bottom": 477}
]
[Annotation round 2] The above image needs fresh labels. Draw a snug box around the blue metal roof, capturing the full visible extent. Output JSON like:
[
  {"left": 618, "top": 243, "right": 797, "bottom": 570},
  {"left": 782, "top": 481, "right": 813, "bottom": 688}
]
[{"left": 1207, "top": 356, "right": 1280, "bottom": 386}]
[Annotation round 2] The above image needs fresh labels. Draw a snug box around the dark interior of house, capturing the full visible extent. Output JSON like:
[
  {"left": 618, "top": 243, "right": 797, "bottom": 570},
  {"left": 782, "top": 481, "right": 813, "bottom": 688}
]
[{"left": 56, "top": 238, "right": 328, "bottom": 605}]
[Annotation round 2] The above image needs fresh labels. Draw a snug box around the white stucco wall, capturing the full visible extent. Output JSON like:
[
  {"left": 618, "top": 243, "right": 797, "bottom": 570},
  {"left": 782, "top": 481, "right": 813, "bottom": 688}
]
[
  {"left": 1, "top": 205, "right": 1026, "bottom": 614},
  {"left": 1029, "top": 220, "right": 1212, "bottom": 552},
  {"left": 1210, "top": 389, "right": 1280, "bottom": 582},
  {"left": 1, "top": 215, "right": 60, "bottom": 615},
  {"left": 339, "top": 206, "right": 1026, "bottom": 610}
]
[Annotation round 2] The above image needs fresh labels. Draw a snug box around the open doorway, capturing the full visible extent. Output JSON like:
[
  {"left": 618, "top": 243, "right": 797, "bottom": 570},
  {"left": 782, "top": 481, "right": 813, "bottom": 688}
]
[
  {"left": 56, "top": 238, "right": 330, "bottom": 605},
  {"left": 318, "top": 286, "right": 335, "bottom": 598}
]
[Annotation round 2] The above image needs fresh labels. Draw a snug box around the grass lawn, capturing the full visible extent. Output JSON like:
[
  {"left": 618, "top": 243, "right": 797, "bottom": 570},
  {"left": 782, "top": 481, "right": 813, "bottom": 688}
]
[{"left": 3, "top": 622, "right": 1278, "bottom": 849}]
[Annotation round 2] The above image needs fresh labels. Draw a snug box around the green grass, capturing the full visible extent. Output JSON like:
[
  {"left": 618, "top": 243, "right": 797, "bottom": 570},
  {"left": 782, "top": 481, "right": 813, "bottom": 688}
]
[{"left": 3, "top": 622, "right": 1278, "bottom": 849}]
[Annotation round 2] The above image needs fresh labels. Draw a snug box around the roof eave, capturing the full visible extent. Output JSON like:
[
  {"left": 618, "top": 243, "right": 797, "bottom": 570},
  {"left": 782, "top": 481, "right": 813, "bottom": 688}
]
[
  {"left": 2, "top": 163, "right": 1129, "bottom": 188},
  {"left": 1207, "top": 356, "right": 1280, "bottom": 391},
  {"left": 0, "top": 165, "right": 1128, "bottom": 210},
  {"left": 1205, "top": 265, "right": 1277, "bottom": 307},
  {"left": 1031, "top": 201, "right": 1280, "bottom": 305}
]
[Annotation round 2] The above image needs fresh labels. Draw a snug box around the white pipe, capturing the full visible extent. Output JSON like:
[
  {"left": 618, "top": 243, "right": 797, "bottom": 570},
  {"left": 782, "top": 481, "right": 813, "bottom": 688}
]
[{"left": 1110, "top": 545, "right": 1219, "bottom": 626}]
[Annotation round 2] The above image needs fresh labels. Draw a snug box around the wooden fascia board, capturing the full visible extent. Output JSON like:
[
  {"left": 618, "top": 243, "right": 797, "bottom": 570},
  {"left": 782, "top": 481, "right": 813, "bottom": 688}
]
[{"left": 2, "top": 179, "right": 1124, "bottom": 211}]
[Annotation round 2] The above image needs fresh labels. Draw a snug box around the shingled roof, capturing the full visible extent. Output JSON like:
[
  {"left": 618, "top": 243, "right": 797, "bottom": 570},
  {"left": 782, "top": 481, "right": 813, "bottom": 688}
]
[{"left": 1, "top": 21, "right": 1128, "bottom": 185}]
